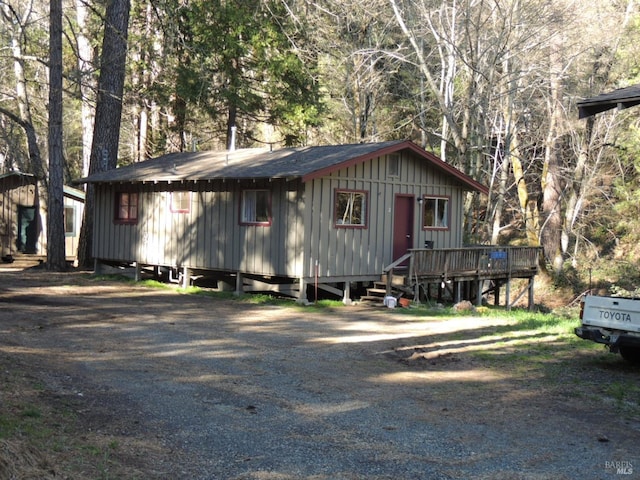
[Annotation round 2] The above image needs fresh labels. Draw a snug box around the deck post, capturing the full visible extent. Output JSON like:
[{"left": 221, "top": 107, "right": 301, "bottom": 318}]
[
  {"left": 528, "top": 277, "right": 535, "bottom": 311},
  {"left": 134, "top": 262, "right": 141, "bottom": 282},
  {"left": 495, "top": 282, "right": 501, "bottom": 307},
  {"left": 506, "top": 278, "right": 511, "bottom": 311},
  {"left": 476, "top": 279, "right": 482, "bottom": 306}
]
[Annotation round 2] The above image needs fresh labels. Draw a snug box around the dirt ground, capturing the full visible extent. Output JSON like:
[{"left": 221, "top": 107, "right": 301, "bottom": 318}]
[{"left": 1, "top": 267, "right": 640, "bottom": 479}]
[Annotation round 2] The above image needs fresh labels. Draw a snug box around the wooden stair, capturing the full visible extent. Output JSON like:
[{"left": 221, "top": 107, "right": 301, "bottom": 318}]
[{"left": 360, "top": 272, "right": 414, "bottom": 305}]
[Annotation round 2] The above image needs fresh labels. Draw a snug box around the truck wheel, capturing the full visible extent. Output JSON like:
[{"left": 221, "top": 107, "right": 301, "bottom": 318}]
[{"left": 619, "top": 346, "right": 640, "bottom": 364}]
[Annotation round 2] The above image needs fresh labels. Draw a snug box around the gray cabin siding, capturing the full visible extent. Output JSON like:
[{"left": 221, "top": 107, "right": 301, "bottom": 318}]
[
  {"left": 88, "top": 142, "right": 484, "bottom": 288},
  {"left": 301, "top": 151, "right": 467, "bottom": 280},
  {"left": 93, "top": 180, "right": 305, "bottom": 277}
]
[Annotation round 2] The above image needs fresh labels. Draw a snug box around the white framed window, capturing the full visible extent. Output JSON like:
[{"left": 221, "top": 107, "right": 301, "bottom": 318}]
[
  {"left": 422, "top": 196, "right": 449, "bottom": 229},
  {"left": 171, "top": 191, "right": 191, "bottom": 213},
  {"left": 335, "top": 190, "right": 367, "bottom": 228},
  {"left": 64, "top": 206, "right": 76, "bottom": 236},
  {"left": 241, "top": 189, "right": 271, "bottom": 225}
]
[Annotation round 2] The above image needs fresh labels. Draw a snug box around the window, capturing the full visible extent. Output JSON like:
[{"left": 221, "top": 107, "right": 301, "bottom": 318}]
[
  {"left": 335, "top": 190, "right": 367, "bottom": 227},
  {"left": 422, "top": 196, "right": 449, "bottom": 229},
  {"left": 171, "top": 191, "right": 191, "bottom": 213},
  {"left": 388, "top": 154, "right": 400, "bottom": 177},
  {"left": 241, "top": 189, "right": 271, "bottom": 225},
  {"left": 64, "top": 206, "right": 76, "bottom": 236},
  {"left": 115, "top": 192, "right": 138, "bottom": 224}
]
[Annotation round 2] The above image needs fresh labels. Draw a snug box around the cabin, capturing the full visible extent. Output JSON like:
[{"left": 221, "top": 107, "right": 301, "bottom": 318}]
[
  {"left": 0, "top": 171, "right": 85, "bottom": 262},
  {"left": 80, "top": 140, "right": 540, "bottom": 306}
]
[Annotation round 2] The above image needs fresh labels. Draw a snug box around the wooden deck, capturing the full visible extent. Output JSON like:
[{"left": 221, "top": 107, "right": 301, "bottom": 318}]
[{"left": 385, "top": 246, "right": 542, "bottom": 309}]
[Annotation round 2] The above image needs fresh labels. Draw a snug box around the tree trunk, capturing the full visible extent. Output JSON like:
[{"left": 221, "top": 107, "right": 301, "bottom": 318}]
[
  {"left": 540, "top": 36, "right": 564, "bottom": 273},
  {"left": 47, "top": 0, "right": 66, "bottom": 271},
  {"left": 78, "top": 0, "right": 131, "bottom": 268}
]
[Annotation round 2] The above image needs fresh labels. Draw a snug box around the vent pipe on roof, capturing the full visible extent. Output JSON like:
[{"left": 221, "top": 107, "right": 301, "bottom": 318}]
[{"left": 229, "top": 125, "right": 237, "bottom": 152}]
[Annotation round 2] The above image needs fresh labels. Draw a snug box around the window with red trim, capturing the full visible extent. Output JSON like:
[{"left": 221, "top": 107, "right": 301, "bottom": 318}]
[
  {"left": 171, "top": 191, "right": 191, "bottom": 213},
  {"left": 335, "top": 190, "right": 367, "bottom": 228},
  {"left": 422, "top": 196, "right": 449, "bottom": 229},
  {"left": 115, "top": 192, "right": 138, "bottom": 224},
  {"left": 240, "top": 189, "right": 271, "bottom": 225}
]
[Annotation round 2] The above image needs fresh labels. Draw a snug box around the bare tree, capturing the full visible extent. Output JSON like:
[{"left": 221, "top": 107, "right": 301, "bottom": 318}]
[{"left": 75, "top": 0, "right": 96, "bottom": 178}]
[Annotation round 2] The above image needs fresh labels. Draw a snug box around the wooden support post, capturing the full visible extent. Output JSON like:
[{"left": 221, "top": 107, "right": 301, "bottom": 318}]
[
  {"left": 454, "top": 282, "right": 461, "bottom": 303},
  {"left": 93, "top": 258, "right": 102, "bottom": 275},
  {"left": 476, "top": 279, "right": 482, "bottom": 306},
  {"left": 506, "top": 278, "right": 511, "bottom": 311},
  {"left": 528, "top": 277, "right": 535, "bottom": 311},
  {"left": 342, "top": 281, "right": 351, "bottom": 305},
  {"left": 135, "top": 262, "right": 141, "bottom": 282},
  {"left": 296, "top": 278, "right": 309, "bottom": 304},
  {"left": 235, "top": 272, "right": 243, "bottom": 296},
  {"left": 181, "top": 266, "right": 189, "bottom": 289}
]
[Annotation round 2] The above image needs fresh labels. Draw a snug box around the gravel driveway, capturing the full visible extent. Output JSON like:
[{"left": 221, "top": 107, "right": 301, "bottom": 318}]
[{"left": 1, "top": 269, "right": 639, "bottom": 479}]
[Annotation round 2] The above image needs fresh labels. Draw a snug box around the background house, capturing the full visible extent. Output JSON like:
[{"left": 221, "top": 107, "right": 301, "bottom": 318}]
[
  {"left": 81, "top": 140, "right": 488, "bottom": 301},
  {"left": 0, "top": 171, "right": 85, "bottom": 262}
]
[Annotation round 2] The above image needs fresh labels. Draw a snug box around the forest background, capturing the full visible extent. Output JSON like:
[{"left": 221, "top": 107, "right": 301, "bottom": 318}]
[{"left": 2, "top": 0, "right": 640, "bottom": 294}]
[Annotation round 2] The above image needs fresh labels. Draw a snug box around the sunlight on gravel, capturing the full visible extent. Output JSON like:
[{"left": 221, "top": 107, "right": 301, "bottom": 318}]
[{"left": 371, "top": 369, "right": 507, "bottom": 383}]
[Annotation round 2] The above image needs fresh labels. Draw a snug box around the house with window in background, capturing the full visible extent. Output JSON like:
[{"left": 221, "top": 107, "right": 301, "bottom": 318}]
[
  {"left": 0, "top": 171, "right": 84, "bottom": 263},
  {"left": 78, "top": 140, "right": 539, "bottom": 305}
]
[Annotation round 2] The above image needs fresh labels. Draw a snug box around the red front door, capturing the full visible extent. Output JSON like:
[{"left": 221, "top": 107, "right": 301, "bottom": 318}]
[{"left": 393, "top": 195, "right": 415, "bottom": 262}]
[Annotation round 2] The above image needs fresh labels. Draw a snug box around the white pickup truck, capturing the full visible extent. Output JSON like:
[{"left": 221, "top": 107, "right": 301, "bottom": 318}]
[{"left": 575, "top": 295, "right": 640, "bottom": 363}]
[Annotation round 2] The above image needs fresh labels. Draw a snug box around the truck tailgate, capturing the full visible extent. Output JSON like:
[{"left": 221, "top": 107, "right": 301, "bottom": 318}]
[{"left": 582, "top": 295, "right": 640, "bottom": 333}]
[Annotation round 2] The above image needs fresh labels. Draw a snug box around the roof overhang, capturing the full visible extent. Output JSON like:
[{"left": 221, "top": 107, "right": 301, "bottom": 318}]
[
  {"left": 0, "top": 171, "right": 36, "bottom": 181},
  {"left": 77, "top": 140, "right": 488, "bottom": 195},
  {"left": 577, "top": 84, "right": 640, "bottom": 119}
]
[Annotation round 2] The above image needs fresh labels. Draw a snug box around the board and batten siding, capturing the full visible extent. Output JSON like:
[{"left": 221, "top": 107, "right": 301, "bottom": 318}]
[
  {"left": 93, "top": 179, "right": 304, "bottom": 276},
  {"left": 302, "top": 150, "right": 467, "bottom": 280}
]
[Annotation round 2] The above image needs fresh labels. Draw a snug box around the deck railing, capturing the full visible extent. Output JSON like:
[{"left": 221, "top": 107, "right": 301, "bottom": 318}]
[{"left": 384, "top": 246, "right": 542, "bottom": 280}]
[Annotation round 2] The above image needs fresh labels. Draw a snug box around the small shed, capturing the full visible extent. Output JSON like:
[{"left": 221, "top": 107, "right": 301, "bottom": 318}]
[
  {"left": 0, "top": 171, "right": 85, "bottom": 261},
  {"left": 0, "top": 172, "right": 40, "bottom": 258},
  {"left": 80, "top": 140, "right": 488, "bottom": 301},
  {"left": 63, "top": 186, "right": 85, "bottom": 259}
]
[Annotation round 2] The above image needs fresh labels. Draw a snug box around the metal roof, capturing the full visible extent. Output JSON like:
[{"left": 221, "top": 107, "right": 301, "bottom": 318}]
[
  {"left": 577, "top": 84, "right": 640, "bottom": 118},
  {"left": 78, "top": 140, "right": 488, "bottom": 194},
  {"left": 0, "top": 171, "right": 36, "bottom": 181}
]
